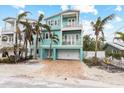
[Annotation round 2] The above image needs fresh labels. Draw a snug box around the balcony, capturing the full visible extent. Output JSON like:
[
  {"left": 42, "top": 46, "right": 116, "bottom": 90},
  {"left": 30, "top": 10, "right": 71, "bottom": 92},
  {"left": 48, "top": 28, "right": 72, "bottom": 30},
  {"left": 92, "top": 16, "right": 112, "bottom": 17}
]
[
  {"left": 1, "top": 27, "right": 14, "bottom": 35},
  {"left": 62, "top": 40, "right": 81, "bottom": 45},
  {"left": 61, "top": 22, "right": 82, "bottom": 31}
]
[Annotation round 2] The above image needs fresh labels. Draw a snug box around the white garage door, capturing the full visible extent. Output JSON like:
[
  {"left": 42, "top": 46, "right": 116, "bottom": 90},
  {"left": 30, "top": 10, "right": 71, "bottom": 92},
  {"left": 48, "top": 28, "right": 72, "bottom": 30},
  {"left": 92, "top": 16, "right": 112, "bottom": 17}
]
[{"left": 58, "top": 49, "right": 80, "bottom": 60}]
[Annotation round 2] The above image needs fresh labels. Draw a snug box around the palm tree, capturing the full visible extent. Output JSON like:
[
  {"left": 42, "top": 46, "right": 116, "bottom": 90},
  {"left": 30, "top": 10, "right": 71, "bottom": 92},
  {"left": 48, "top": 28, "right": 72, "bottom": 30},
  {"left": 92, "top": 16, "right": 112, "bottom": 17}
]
[
  {"left": 114, "top": 32, "right": 124, "bottom": 42},
  {"left": 40, "top": 24, "right": 58, "bottom": 59},
  {"left": 98, "top": 37, "right": 106, "bottom": 50},
  {"left": 19, "top": 19, "right": 33, "bottom": 59},
  {"left": 32, "top": 14, "right": 50, "bottom": 59},
  {"left": 91, "top": 14, "right": 115, "bottom": 63},
  {"left": 83, "top": 35, "right": 92, "bottom": 51},
  {"left": 49, "top": 33, "right": 59, "bottom": 59},
  {"left": 83, "top": 35, "right": 96, "bottom": 51},
  {"left": 14, "top": 11, "right": 30, "bottom": 62}
]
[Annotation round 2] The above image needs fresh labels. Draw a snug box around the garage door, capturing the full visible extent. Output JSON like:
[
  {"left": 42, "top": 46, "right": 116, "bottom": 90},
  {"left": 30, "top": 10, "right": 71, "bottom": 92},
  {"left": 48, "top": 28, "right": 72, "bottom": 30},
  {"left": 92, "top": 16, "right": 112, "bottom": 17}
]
[{"left": 58, "top": 49, "right": 80, "bottom": 60}]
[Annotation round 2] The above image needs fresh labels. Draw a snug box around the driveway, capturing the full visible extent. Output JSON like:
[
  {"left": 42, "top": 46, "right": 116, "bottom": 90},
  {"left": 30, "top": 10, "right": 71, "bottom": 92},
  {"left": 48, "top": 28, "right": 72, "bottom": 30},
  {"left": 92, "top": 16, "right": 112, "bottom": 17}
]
[{"left": 0, "top": 60, "right": 123, "bottom": 88}]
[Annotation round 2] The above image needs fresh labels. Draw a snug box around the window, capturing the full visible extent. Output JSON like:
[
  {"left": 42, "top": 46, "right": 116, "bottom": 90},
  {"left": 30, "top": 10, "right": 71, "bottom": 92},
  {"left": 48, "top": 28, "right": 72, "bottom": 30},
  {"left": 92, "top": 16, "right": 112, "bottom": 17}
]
[
  {"left": 72, "top": 19, "right": 75, "bottom": 22},
  {"left": 68, "top": 19, "right": 71, "bottom": 22},
  {"left": 76, "top": 34, "right": 79, "bottom": 40},
  {"left": 55, "top": 20, "right": 57, "bottom": 25},
  {"left": 48, "top": 20, "right": 51, "bottom": 25},
  {"left": 58, "top": 20, "right": 60, "bottom": 25},
  {"left": 37, "top": 49, "right": 39, "bottom": 54},
  {"left": 51, "top": 20, "right": 53, "bottom": 25},
  {"left": 46, "top": 33, "right": 48, "bottom": 39},
  {"left": 43, "top": 33, "right": 45, "bottom": 39},
  {"left": 39, "top": 38, "right": 41, "bottom": 41}
]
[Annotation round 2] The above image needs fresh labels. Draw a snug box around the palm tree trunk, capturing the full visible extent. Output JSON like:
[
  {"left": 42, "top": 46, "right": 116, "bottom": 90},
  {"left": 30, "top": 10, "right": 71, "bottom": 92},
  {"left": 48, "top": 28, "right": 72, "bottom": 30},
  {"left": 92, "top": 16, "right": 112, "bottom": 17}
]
[
  {"left": 34, "top": 34, "right": 38, "bottom": 59},
  {"left": 25, "top": 39, "right": 28, "bottom": 59},
  {"left": 95, "top": 35, "right": 98, "bottom": 63},
  {"left": 14, "top": 32, "right": 18, "bottom": 63}
]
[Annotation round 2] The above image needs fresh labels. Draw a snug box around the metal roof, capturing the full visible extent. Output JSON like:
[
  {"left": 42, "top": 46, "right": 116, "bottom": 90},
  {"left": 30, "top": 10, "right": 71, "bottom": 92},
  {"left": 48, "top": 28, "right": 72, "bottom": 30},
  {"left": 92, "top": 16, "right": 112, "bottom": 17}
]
[
  {"left": 3, "top": 17, "right": 36, "bottom": 22},
  {"left": 44, "top": 10, "right": 80, "bottom": 20},
  {"left": 107, "top": 42, "right": 124, "bottom": 50}
]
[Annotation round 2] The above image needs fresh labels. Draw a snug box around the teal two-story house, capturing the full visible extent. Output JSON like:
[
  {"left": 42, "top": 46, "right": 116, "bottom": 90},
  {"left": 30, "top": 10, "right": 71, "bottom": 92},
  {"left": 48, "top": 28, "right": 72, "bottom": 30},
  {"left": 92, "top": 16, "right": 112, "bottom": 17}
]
[{"left": 34, "top": 10, "right": 83, "bottom": 61}]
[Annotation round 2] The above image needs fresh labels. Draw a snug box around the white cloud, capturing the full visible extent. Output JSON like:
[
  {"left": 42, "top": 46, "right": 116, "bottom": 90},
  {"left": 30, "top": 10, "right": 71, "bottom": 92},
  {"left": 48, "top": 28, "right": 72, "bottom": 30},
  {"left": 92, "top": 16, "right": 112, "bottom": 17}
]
[
  {"left": 38, "top": 10, "right": 45, "bottom": 15},
  {"left": 104, "top": 23, "right": 114, "bottom": 30},
  {"left": 12, "top": 4, "right": 25, "bottom": 9},
  {"left": 18, "top": 10, "right": 25, "bottom": 14},
  {"left": 82, "top": 20, "right": 94, "bottom": 36},
  {"left": 115, "top": 16, "right": 122, "bottom": 22},
  {"left": 115, "top": 5, "right": 122, "bottom": 12},
  {"left": 61, "top": 5, "right": 69, "bottom": 11},
  {"left": 71, "top": 5, "right": 98, "bottom": 15}
]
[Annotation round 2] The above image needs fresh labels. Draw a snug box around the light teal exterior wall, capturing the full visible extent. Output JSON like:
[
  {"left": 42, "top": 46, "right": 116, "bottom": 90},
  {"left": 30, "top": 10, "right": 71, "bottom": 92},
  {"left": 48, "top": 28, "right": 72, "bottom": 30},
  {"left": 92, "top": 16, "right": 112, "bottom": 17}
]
[
  {"left": 31, "top": 11, "right": 83, "bottom": 61},
  {"left": 45, "top": 15, "right": 61, "bottom": 30},
  {"left": 41, "top": 30, "right": 61, "bottom": 45}
]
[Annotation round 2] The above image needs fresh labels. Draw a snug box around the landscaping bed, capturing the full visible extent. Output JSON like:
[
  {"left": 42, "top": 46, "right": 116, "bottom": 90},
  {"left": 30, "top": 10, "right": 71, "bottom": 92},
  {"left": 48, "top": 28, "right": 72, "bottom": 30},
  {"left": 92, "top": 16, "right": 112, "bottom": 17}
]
[{"left": 84, "top": 58, "right": 124, "bottom": 73}]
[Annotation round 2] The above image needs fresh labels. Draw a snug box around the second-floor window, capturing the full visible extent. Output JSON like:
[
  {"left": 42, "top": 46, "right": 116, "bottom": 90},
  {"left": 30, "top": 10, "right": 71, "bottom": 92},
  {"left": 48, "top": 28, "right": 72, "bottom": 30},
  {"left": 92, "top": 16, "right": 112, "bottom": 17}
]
[
  {"left": 47, "top": 19, "right": 60, "bottom": 26},
  {"left": 43, "top": 32, "right": 53, "bottom": 40},
  {"left": 46, "top": 33, "right": 49, "bottom": 39}
]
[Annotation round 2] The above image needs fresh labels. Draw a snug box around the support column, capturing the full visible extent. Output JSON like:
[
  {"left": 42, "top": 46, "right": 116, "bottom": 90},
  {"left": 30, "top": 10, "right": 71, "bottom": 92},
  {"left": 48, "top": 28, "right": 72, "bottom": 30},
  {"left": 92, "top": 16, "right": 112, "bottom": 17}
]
[
  {"left": 13, "top": 20, "right": 16, "bottom": 44},
  {"left": 39, "top": 48, "right": 43, "bottom": 61},
  {"left": 80, "top": 48, "right": 83, "bottom": 62},
  {"left": 53, "top": 48, "right": 56, "bottom": 60}
]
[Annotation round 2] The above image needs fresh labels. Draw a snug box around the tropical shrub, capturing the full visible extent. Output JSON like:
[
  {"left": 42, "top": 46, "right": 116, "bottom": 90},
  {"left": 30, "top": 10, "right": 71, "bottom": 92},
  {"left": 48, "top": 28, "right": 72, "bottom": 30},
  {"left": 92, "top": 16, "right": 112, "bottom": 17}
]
[{"left": 106, "top": 51, "right": 123, "bottom": 60}]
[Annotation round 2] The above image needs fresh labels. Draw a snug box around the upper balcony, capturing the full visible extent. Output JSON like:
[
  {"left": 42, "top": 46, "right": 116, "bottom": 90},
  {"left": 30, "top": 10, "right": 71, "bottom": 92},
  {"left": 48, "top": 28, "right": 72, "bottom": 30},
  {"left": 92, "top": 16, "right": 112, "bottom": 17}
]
[
  {"left": 1, "top": 26, "right": 14, "bottom": 35},
  {"left": 61, "top": 11, "right": 82, "bottom": 31},
  {"left": 61, "top": 22, "right": 82, "bottom": 31}
]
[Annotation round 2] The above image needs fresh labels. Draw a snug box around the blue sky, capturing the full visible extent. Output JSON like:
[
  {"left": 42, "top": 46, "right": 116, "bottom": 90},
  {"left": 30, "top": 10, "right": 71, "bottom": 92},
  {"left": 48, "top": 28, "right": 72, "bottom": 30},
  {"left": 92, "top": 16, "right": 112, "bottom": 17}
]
[{"left": 0, "top": 5, "right": 124, "bottom": 42}]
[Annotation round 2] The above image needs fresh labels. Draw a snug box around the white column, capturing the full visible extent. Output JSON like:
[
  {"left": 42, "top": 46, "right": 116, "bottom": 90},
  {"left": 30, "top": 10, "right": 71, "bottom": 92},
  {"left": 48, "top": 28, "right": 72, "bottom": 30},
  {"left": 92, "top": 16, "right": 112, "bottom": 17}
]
[
  {"left": 4, "top": 22, "right": 7, "bottom": 31},
  {"left": 60, "top": 15, "right": 63, "bottom": 45},
  {"left": 13, "top": 20, "right": 16, "bottom": 44}
]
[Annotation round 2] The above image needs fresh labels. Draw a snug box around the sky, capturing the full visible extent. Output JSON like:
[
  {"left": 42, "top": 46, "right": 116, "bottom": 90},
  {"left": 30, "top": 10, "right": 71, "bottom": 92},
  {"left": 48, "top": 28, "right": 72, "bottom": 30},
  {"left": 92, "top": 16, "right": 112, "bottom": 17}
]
[{"left": 0, "top": 5, "right": 124, "bottom": 42}]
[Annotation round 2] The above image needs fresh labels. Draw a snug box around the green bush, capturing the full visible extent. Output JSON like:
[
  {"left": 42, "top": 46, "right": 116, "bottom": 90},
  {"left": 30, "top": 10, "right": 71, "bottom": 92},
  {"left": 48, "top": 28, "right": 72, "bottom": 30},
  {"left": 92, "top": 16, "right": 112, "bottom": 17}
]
[
  {"left": 28, "top": 55, "right": 33, "bottom": 59},
  {"left": 83, "top": 57, "right": 101, "bottom": 67},
  {"left": 106, "top": 51, "right": 123, "bottom": 60},
  {"left": 2, "top": 58, "right": 10, "bottom": 64}
]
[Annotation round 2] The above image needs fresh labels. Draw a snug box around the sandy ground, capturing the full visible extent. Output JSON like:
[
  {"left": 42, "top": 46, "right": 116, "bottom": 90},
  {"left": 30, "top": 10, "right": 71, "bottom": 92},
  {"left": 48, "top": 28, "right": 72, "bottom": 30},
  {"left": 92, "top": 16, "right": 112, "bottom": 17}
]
[{"left": 0, "top": 59, "right": 124, "bottom": 87}]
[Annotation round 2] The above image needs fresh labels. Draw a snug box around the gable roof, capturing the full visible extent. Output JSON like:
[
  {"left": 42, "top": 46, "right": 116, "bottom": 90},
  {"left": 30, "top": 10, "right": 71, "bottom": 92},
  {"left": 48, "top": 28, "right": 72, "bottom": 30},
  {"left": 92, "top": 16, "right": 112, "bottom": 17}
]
[
  {"left": 107, "top": 42, "right": 124, "bottom": 50},
  {"left": 3, "top": 17, "right": 36, "bottom": 22},
  {"left": 44, "top": 10, "right": 80, "bottom": 20}
]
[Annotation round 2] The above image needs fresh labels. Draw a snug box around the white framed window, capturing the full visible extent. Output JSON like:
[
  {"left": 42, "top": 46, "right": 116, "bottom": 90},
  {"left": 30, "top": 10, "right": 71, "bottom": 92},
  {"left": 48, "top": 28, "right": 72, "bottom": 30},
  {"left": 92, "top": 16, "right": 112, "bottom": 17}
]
[
  {"left": 58, "top": 20, "right": 60, "bottom": 25},
  {"left": 45, "top": 33, "right": 49, "bottom": 39},
  {"left": 76, "top": 34, "right": 79, "bottom": 40},
  {"left": 51, "top": 20, "right": 53, "bottom": 26},
  {"left": 55, "top": 20, "right": 57, "bottom": 25},
  {"left": 48, "top": 20, "right": 51, "bottom": 26}
]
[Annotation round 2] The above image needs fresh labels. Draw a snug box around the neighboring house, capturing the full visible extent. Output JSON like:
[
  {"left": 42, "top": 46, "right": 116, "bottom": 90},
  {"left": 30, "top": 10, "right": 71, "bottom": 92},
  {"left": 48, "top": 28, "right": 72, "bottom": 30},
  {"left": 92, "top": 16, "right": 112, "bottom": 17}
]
[
  {"left": 105, "top": 42, "right": 124, "bottom": 53},
  {"left": 31, "top": 10, "right": 83, "bottom": 61},
  {"left": 0, "top": 17, "right": 36, "bottom": 48}
]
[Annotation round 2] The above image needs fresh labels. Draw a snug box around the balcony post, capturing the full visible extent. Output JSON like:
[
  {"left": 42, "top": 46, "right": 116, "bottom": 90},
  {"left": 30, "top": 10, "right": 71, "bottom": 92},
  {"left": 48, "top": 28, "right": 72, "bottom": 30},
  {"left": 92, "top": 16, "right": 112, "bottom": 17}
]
[
  {"left": 4, "top": 22, "right": 6, "bottom": 31},
  {"left": 53, "top": 48, "right": 56, "bottom": 60}
]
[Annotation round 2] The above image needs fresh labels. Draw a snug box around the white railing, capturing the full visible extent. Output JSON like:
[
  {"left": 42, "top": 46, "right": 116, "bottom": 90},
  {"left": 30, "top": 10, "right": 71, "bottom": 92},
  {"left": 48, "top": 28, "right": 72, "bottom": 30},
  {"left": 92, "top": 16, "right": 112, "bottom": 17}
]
[
  {"left": 1, "top": 27, "right": 14, "bottom": 34},
  {"left": 0, "top": 41, "right": 14, "bottom": 47},
  {"left": 62, "top": 41, "right": 81, "bottom": 45},
  {"left": 62, "top": 23, "right": 82, "bottom": 28},
  {"left": 84, "top": 51, "right": 105, "bottom": 59}
]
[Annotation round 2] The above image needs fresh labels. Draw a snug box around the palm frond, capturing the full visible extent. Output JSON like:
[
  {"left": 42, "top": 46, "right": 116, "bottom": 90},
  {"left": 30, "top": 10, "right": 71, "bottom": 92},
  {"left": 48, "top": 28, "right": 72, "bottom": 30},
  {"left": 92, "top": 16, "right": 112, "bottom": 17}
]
[
  {"left": 38, "top": 13, "right": 44, "bottom": 23},
  {"left": 17, "top": 11, "right": 31, "bottom": 23},
  {"left": 115, "top": 31, "right": 124, "bottom": 41},
  {"left": 101, "top": 14, "right": 115, "bottom": 26}
]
